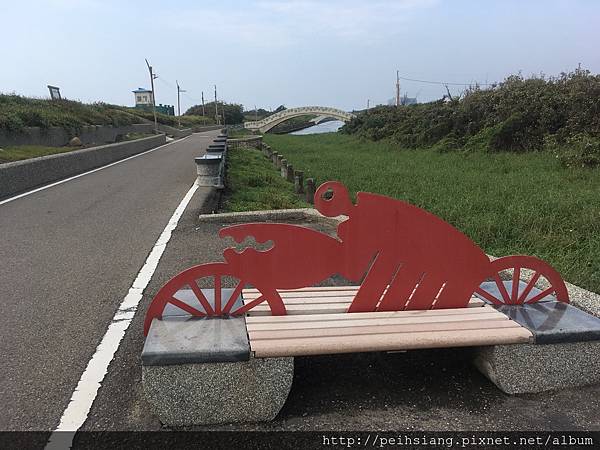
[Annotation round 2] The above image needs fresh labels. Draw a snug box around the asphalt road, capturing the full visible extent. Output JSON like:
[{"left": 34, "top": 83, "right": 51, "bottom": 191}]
[{"left": 0, "top": 130, "right": 219, "bottom": 431}]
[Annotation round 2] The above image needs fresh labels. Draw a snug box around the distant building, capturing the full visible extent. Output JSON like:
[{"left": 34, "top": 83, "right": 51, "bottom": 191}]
[
  {"left": 133, "top": 87, "right": 153, "bottom": 106},
  {"left": 387, "top": 95, "right": 418, "bottom": 106},
  {"left": 132, "top": 87, "right": 174, "bottom": 116}
]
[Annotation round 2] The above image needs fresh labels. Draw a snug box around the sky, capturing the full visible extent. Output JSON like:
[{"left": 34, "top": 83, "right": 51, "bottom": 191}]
[{"left": 1, "top": 0, "right": 599, "bottom": 112}]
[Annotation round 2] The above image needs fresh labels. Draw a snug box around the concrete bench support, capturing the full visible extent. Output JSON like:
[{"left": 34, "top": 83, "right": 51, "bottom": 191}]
[
  {"left": 473, "top": 341, "right": 600, "bottom": 394},
  {"left": 142, "top": 288, "right": 293, "bottom": 426},
  {"left": 142, "top": 356, "right": 293, "bottom": 426}
]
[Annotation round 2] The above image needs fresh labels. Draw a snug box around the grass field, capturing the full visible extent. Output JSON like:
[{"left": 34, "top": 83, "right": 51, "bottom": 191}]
[
  {"left": 223, "top": 146, "right": 308, "bottom": 212},
  {"left": 0, "top": 133, "right": 154, "bottom": 163},
  {"left": 264, "top": 133, "right": 600, "bottom": 294},
  {"left": 0, "top": 144, "right": 81, "bottom": 162}
]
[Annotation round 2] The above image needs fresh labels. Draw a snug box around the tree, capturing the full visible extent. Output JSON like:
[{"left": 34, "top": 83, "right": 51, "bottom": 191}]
[{"left": 185, "top": 101, "right": 244, "bottom": 124}]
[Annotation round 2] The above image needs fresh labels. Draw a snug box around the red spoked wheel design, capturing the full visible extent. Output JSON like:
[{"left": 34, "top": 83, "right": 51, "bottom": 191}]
[
  {"left": 143, "top": 262, "right": 285, "bottom": 335},
  {"left": 476, "top": 255, "right": 569, "bottom": 306}
]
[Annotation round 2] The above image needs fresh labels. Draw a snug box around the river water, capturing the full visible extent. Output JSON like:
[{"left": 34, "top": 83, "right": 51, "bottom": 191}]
[{"left": 290, "top": 120, "right": 344, "bottom": 135}]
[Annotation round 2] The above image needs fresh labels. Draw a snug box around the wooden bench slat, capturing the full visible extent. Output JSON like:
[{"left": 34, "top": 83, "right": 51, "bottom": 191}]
[
  {"left": 249, "top": 327, "right": 533, "bottom": 358},
  {"left": 246, "top": 304, "right": 500, "bottom": 324},
  {"left": 244, "top": 286, "right": 361, "bottom": 294},
  {"left": 243, "top": 290, "right": 363, "bottom": 299},
  {"left": 241, "top": 287, "right": 485, "bottom": 310},
  {"left": 246, "top": 294, "right": 483, "bottom": 306},
  {"left": 246, "top": 311, "right": 506, "bottom": 331},
  {"left": 248, "top": 299, "right": 484, "bottom": 315},
  {"left": 248, "top": 318, "right": 519, "bottom": 340},
  {"left": 248, "top": 305, "right": 350, "bottom": 315}
]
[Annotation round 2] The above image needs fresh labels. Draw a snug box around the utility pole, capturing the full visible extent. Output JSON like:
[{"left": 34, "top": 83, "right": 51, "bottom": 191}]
[
  {"left": 201, "top": 91, "right": 205, "bottom": 117},
  {"left": 214, "top": 85, "right": 219, "bottom": 125},
  {"left": 396, "top": 70, "right": 400, "bottom": 107},
  {"left": 254, "top": 105, "right": 257, "bottom": 121},
  {"left": 176, "top": 80, "right": 186, "bottom": 128},
  {"left": 367, "top": 99, "right": 370, "bottom": 111},
  {"left": 145, "top": 58, "right": 158, "bottom": 132}
]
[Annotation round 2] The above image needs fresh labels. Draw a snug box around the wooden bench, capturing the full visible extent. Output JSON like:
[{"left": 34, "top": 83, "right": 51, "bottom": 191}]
[
  {"left": 243, "top": 286, "right": 532, "bottom": 357},
  {"left": 141, "top": 181, "right": 600, "bottom": 426}
]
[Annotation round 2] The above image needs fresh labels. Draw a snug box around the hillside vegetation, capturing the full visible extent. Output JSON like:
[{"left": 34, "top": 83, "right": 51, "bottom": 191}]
[
  {"left": 343, "top": 68, "right": 600, "bottom": 168},
  {"left": 0, "top": 94, "right": 213, "bottom": 134}
]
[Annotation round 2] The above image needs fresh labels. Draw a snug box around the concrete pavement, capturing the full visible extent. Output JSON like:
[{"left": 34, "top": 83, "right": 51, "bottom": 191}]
[{"left": 0, "top": 130, "right": 219, "bottom": 431}]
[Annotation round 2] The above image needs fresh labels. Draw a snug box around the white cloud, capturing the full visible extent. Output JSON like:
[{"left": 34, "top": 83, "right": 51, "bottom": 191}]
[{"left": 162, "top": 0, "right": 439, "bottom": 48}]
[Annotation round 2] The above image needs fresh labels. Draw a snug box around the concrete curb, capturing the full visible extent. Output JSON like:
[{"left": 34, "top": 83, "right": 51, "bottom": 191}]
[
  {"left": 198, "top": 207, "right": 345, "bottom": 227},
  {"left": 0, "top": 134, "right": 166, "bottom": 199}
]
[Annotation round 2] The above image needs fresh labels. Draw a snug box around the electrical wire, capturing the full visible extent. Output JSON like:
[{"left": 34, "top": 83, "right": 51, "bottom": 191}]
[{"left": 397, "top": 75, "right": 496, "bottom": 87}]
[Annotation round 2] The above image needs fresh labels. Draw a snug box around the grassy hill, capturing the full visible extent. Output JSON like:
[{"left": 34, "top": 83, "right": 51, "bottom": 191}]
[{"left": 0, "top": 94, "right": 213, "bottom": 134}]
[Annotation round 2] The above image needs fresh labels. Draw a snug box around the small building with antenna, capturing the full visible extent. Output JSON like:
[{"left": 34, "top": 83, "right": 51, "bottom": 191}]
[
  {"left": 132, "top": 87, "right": 174, "bottom": 115},
  {"left": 133, "top": 88, "right": 153, "bottom": 106}
]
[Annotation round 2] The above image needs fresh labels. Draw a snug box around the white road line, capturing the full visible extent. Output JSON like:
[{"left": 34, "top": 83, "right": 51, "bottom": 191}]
[
  {"left": 45, "top": 179, "right": 200, "bottom": 450},
  {"left": 0, "top": 135, "right": 192, "bottom": 207}
]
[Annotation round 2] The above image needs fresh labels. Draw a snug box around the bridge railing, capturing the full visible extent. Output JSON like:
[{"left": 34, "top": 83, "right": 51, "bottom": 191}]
[{"left": 244, "top": 107, "right": 355, "bottom": 129}]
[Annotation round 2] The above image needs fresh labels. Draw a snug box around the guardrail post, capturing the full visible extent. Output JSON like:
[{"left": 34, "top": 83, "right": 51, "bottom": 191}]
[
  {"left": 294, "top": 170, "right": 304, "bottom": 194},
  {"left": 280, "top": 159, "right": 288, "bottom": 178},
  {"left": 306, "top": 178, "right": 315, "bottom": 204},
  {"left": 285, "top": 164, "right": 294, "bottom": 182}
]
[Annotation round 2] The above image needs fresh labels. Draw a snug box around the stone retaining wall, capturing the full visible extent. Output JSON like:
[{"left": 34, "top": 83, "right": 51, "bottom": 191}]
[
  {"left": 191, "top": 125, "right": 224, "bottom": 133},
  {"left": 227, "top": 135, "right": 263, "bottom": 150},
  {"left": 0, "top": 124, "right": 154, "bottom": 148},
  {"left": 0, "top": 134, "right": 166, "bottom": 199}
]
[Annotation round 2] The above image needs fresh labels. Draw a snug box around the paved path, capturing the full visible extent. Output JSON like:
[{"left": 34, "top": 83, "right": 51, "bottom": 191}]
[{"left": 0, "top": 131, "right": 219, "bottom": 431}]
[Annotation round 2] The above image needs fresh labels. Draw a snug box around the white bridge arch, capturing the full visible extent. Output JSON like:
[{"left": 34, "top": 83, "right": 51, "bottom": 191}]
[{"left": 244, "top": 106, "right": 355, "bottom": 133}]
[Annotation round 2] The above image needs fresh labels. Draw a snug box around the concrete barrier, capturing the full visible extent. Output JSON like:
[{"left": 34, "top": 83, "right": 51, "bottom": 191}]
[
  {"left": 0, "top": 124, "right": 154, "bottom": 148},
  {"left": 157, "top": 124, "right": 192, "bottom": 138},
  {"left": 0, "top": 134, "right": 166, "bottom": 199}
]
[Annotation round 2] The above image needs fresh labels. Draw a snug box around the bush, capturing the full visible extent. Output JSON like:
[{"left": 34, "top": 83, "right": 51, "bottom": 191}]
[
  {"left": 342, "top": 68, "right": 600, "bottom": 157},
  {"left": 546, "top": 133, "right": 600, "bottom": 168}
]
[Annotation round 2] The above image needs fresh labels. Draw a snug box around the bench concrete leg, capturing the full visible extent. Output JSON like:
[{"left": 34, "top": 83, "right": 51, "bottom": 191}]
[
  {"left": 142, "top": 356, "right": 293, "bottom": 426},
  {"left": 473, "top": 341, "right": 600, "bottom": 394}
]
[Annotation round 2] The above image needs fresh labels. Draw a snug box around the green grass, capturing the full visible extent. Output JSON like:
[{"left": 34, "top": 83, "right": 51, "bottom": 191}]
[
  {"left": 223, "top": 146, "right": 309, "bottom": 212},
  {"left": 0, "top": 133, "right": 154, "bottom": 163},
  {"left": 0, "top": 145, "right": 80, "bottom": 162},
  {"left": 264, "top": 133, "right": 600, "bottom": 294}
]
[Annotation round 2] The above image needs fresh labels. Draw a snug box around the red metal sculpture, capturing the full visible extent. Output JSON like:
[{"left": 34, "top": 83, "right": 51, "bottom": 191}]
[{"left": 144, "top": 181, "right": 569, "bottom": 335}]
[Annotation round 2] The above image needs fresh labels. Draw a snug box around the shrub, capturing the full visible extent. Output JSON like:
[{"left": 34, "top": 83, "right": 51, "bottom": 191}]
[
  {"left": 342, "top": 68, "right": 600, "bottom": 157},
  {"left": 546, "top": 133, "right": 600, "bottom": 168}
]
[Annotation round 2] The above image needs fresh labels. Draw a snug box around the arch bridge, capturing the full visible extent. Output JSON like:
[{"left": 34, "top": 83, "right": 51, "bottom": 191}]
[{"left": 244, "top": 106, "right": 355, "bottom": 133}]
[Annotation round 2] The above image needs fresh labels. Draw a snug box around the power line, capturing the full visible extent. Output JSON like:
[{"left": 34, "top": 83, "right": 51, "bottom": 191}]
[{"left": 397, "top": 75, "right": 496, "bottom": 87}]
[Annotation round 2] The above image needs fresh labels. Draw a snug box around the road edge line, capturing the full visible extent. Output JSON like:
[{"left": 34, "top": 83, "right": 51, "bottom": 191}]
[{"left": 45, "top": 179, "right": 200, "bottom": 449}]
